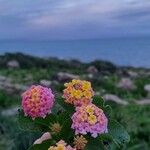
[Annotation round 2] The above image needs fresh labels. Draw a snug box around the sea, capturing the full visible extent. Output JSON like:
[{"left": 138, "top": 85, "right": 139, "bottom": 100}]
[{"left": 0, "top": 37, "right": 150, "bottom": 68}]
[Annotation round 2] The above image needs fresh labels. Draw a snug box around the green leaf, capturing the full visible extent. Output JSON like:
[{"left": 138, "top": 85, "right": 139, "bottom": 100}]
[
  {"left": 93, "top": 96, "right": 112, "bottom": 118},
  {"left": 57, "top": 111, "right": 70, "bottom": 124},
  {"left": 28, "top": 139, "right": 55, "bottom": 150},
  {"left": 85, "top": 136, "right": 105, "bottom": 150},
  {"left": 93, "top": 96, "right": 104, "bottom": 108},
  {"left": 56, "top": 97, "right": 75, "bottom": 114},
  {"left": 59, "top": 117, "right": 74, "bottom": 142},
  {"left": 98, "top": 133, "right": 113, "bottom": 141},
  {"left": 18, "top": 110, "right": 57, "bottom": 132},
  {"left": 108, "top": 119, "right": 130, "bottom": 147},
  {"left": 49, "top": 111, "right": 73, "bottom": 142},
  {"left": 18, "top": 110, "right": 41, "bottom": 131},
  {"left": 104, "top": 105, "right": 112, "bottom": 118}
]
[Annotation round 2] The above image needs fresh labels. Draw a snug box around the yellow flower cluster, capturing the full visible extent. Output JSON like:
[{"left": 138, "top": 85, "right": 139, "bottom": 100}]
[{"left": 63, "top": 79, "right": 94, "bottom": 106}]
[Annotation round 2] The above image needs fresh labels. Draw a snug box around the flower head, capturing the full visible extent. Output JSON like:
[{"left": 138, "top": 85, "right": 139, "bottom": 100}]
[
  {"left": 63, "top": 79, "right": 94, "bottom": 106},
  {"left": 22, "top": 85, "right": 55, "bottom": 119},
  {"left": 73, "top": 135, "right": 87, "bottom": 150},
  {"left": 48, "top": 140, "right": 76, "bottom": 150},
  {"left": 50, "top": 123, "right": 62, "bottom": 134},
  {"left": 71, "top": 104, "right": 108, "bottom": 138}
]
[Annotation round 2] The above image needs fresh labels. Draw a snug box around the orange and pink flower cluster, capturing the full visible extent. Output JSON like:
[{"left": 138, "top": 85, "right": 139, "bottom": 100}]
[
  {"left": 22, "top": 85, "right": 54, "bottom": 119},
  {"left": 63, "top": 79, "right": 94, "bottom": 106}
]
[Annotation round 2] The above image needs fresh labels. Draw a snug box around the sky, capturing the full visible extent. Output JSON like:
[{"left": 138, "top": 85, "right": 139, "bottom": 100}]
[{"left": 0, "top": 0, "right": 150, "bottom": 40}]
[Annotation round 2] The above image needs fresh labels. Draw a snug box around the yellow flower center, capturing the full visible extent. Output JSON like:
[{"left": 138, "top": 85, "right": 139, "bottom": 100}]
[
  {"left": 88, "top": 115, "right": 97, "bottom": 125},
  {"left": 71, "top": 89, "right": 82, "bottom": 99},
  {"left": 86, "top": 106, "right": 94, "bottom": 114},
  {"left": 82, "top": 82, "right": 91, "bottom": 90}
]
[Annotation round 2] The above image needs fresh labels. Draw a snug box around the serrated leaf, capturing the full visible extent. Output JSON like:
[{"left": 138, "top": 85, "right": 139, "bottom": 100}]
[{"left": 108, "top": 119, "right": 130, "bottom": 147}]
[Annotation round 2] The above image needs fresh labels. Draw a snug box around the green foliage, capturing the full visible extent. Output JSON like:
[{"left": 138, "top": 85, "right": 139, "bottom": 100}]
[
  {"left": 108, "top": 120, "right": 130, "bottom": 147},
  {"left": 112, "top": 104, "right": 150, "bottom": 149},
  {"left": 0, "top": 90, "right": 19, "bottom": 108},
  {"left": 85, "top": 136, "right": 104, "bottom": 150},
  {"left": 12, "top": 131, "right": 42, "bottom": 150}
]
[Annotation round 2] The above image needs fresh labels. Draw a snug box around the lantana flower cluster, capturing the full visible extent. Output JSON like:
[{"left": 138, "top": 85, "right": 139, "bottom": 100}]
[
  {"left": 22, "top": 85, "right": 54, "bottom": 119},
  {"left": 48, "top": 140, "right": 76, "bottom": 150},
  {"left": 71, "top": 104, "right": 108, "bottom": 138},
  {"left": 63, "top": 79, "right": 94, "bottom": 106}
]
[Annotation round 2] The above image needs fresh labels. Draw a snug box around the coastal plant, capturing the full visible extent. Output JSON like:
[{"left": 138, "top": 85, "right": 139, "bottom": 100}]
[{"left": 18, "top": 79, "right": 130, "bottom": 150}]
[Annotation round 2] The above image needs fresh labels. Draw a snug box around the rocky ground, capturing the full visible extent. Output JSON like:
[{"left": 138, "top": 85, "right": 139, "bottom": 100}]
[{"left": 0, "top": 53, "right": 150, "bottom": 150}]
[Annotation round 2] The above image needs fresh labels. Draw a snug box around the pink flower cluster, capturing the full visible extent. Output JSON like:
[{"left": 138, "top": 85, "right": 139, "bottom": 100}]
[
  {"left": 22, "top": 85, "right": 54, "bottom": 119},
  {"left": 71, "top": 104, "right": 108, "bottom": 138}
]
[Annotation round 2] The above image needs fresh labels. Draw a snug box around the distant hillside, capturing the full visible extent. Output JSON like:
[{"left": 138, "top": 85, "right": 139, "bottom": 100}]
[{"left": 0, "top": 53, "right": 117, "bottom": 73}]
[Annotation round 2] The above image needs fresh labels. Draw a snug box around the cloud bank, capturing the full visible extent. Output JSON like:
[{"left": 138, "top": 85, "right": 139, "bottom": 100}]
[{"left": 0, "top": 0, "right": 150, "bottom": 40}]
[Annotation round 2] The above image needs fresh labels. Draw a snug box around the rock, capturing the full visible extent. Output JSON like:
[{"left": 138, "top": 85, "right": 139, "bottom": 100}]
[
  {"left": 56, "top": 72, "right": 79, "bottom": 82},
  {"left": 103, "top": 94, "right": 128, "bottom": 105},
  {"left": 117, "top": 78, "right": 136, "bottom": 90},
  {"left": 1, "top": 106, "right": 19, "bottom": 116},
  {"left": 7, "top": 60, "right": 20, "bottom": 69},
  {"left": 52, "top": 80, "right": 59, "bottom": 85},
  {"left": 87, "top": 74, "right": 94, "bottom": 79},
  {"left": 0, "top": 75, "right": 7, "bottom": 81},
  {"left": 95, "top": 89, "right": 106, "bottom": 96},
  {"left": 144, "top": 84, "right": 150, "bottom": 92},
  {"left": 135, "top": 99, "right": 150, "bottom": 105},
  {"left": 127, "top": 71, "right": 138, "bottom": 78},
  {"left": 95, "top": 91, "right": 101, "bottom": 96},
  {"left": 144, "top": 84, "right": 150, "bottom": 97},
  {"left": 87, "top": 66, "right": 98, "bottom": 74},
  {"left": 14, "top": 84, "right": 28, "bottom": 91},
  {"left": 40, "top": 79, "right": 52, "bottom": 87},
  {"left": 0, "top": 75, "right": 28, "bottom": 94}
]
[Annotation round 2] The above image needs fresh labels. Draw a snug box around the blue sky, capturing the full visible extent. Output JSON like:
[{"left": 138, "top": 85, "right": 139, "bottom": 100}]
[{"left": 0, "top": 0, "right": 150, "bottom": 40}]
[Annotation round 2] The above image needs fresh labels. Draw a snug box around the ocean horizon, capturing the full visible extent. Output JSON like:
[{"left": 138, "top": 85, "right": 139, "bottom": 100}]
[{"left": 0, "top": 37, "right": 150, "bottom": 68}]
